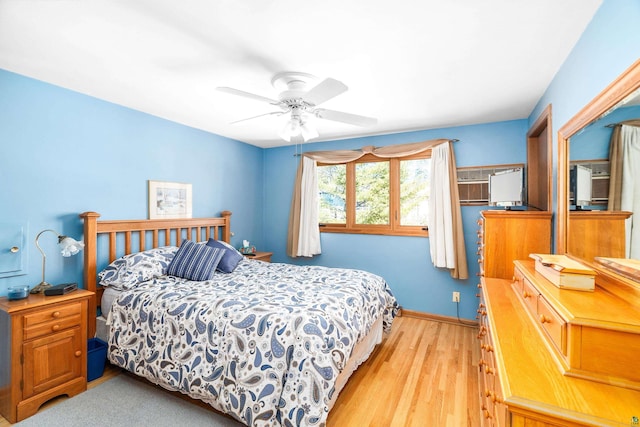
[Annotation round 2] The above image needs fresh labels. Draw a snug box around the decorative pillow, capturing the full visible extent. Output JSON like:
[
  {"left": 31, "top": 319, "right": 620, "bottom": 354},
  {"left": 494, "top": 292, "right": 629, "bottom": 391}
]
[
  {"left": 205, "top": 238, "right": 244, "bottom": 273},
  {"left": 167, "top": 239, "right": 226, "bottom": 281},
  {"left": 98, "top": 246, "right": 178, "bottom": 290}
]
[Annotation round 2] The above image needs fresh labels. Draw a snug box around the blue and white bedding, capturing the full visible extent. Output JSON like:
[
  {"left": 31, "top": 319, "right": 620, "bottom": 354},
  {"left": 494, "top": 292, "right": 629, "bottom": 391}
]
[{"left": 105, "top": 256, "right": 397, "bottom": 427}]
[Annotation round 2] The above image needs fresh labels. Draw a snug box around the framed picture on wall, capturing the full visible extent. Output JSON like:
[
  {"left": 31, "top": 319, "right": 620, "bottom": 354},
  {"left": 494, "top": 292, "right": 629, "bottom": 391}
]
[{"left": 148, "top": 180, "right": 193, "bottom": 219}]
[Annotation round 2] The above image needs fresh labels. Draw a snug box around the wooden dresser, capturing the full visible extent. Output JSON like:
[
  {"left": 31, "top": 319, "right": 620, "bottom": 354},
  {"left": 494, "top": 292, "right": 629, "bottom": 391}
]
[
  {"left": 478, "top": 263, "right": 640, "bottom": 426},
  {"left": 0, "top": 290, "right": 92, "bottom": 423},
  {"left": 477, "top": 210, "right": 552, "bottom": 279},
  {"left": 568, "top": 210, "right": 632, "bottom": 263}
]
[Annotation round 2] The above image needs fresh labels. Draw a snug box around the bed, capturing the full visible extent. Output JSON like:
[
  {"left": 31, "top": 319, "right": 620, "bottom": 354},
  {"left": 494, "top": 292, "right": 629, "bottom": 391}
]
[{"left": 80, "top": 211, "right": 398, "bottom": 427}]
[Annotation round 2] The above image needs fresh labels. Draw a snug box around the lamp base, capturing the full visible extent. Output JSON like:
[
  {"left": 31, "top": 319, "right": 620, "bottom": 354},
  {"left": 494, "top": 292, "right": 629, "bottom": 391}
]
[{"left": 30, "top": 281, "right": 52, "bottom": 294}]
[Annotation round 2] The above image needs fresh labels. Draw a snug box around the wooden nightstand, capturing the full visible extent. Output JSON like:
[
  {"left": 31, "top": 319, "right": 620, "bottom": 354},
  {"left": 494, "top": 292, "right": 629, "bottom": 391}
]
[
  {"left": 245, "top": 251, "right": 273, "bottom": 262},
  {"left": 0, "top": 289, "right": 93, "bottom": 423}
]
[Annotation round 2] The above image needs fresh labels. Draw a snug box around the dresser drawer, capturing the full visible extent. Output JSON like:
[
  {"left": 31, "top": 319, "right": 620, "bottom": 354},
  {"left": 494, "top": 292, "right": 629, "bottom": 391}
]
[
  {"left": 23, "top": 302, "right": 83, "bottom": 340},
  {"left": 513, "top": 273, "right": 539, "bottom": 317},
  {"left": 537, "top": 296, "right": 566, "bottom": 355}
]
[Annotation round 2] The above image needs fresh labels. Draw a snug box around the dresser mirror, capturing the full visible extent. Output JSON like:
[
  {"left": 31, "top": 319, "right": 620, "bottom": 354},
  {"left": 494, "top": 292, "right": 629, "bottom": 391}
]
[{"left": 558, "top": 59, "right": 640, "bottom": 289}]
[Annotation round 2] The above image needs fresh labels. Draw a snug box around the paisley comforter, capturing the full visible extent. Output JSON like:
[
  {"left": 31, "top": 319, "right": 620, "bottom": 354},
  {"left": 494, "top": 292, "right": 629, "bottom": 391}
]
[{"left": 107, "top": 260, "right": 398, "bottom": 427}]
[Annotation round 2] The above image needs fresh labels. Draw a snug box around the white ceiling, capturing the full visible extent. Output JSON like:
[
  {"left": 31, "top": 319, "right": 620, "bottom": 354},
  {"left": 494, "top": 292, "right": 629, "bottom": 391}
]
[{"left": 0, "top": 0, "right": 602, "bottom": 148}]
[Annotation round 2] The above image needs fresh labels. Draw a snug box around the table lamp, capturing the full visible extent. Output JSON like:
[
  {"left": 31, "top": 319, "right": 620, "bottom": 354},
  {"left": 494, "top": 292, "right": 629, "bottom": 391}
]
[{"left": 31, "top": 229, "right": 84, "bottom": 294}]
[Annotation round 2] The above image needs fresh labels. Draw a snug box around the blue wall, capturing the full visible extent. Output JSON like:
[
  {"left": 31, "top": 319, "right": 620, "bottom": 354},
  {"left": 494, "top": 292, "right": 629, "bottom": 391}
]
[
  {"left": 0, "top": 69, "right": 264, "bottom": 294},
  {"left": 529, "top": 0, "right": 640, "bottom": 235},
  {"left": 2, "top": 0, "right": 638, "bottom": 322},
  {"left": 262, "top": 120, "right": 527, "bottom": 320},
  {"left": 570, "top": 105, "right": 640, "bottom": 160}
]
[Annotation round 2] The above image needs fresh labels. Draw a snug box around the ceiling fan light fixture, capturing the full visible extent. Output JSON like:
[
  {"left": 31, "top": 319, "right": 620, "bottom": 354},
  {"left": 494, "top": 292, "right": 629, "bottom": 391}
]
[
  {"left": 278, "top": 116, "right": 318, "bottom": 142},
  {"left": 278, "top": 117, "right": 301, "bottom": 142},
  {"left": 300, "top": 121, "right": 319, "bottom": 141}
]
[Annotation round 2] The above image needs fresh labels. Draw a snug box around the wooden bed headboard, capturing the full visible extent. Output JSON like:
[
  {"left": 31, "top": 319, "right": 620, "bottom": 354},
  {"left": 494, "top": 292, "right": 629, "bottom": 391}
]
[{"left": 79, "top": 211, "right": 232, "bottom": 338}]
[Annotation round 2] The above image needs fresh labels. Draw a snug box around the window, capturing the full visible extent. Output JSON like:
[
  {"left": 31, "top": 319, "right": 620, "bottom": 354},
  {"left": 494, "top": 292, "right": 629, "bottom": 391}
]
[
  {"left": 456, "top": 164, "right": 525, "bottom": 205},
  {"left": 318, "top": 153, "right": 430, "bottom": 236}
]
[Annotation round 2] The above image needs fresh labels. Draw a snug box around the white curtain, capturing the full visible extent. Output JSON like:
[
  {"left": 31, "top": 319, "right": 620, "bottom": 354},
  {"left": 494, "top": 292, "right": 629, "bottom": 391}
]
[
  {"left": 620, "top": 125, "right": 640, "bottom": 259},
  {"left": 287, "top": 139, "right": 468, "bottom": 279},
  {"left": 296, "top": 156, "right": 321, "bottom": 257},
  {"left": 428, "top": 142, "right": 455, "bottom": 269}
]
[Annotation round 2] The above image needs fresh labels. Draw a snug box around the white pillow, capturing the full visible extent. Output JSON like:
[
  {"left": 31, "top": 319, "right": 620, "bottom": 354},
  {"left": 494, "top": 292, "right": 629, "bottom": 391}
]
[{"left": 98, "top": 246, "right": 178, "bottom": 290}]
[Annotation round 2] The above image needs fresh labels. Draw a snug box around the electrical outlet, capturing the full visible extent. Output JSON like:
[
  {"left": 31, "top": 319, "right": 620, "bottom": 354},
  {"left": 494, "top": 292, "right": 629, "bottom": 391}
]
[{"left": 452, "top": 291, "right": 460, "bottom": 303}]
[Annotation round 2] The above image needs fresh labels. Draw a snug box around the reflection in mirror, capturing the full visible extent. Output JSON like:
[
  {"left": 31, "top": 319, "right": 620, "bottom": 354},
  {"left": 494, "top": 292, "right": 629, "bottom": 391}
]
[
  {"left": 570, "top": 99, "right": 640, "bottom": 209},
  {"left": 558, "top": 59, "right": 640, "bottom": 280},
  {"left": 568, "top": 90, "right": 640, "bottom": 259}
]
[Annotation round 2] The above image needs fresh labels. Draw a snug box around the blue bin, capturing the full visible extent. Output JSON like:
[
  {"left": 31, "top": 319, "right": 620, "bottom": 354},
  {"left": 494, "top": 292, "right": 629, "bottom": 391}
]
[{"left": 87, "top": 338, "right": 108, "bottom": 382}]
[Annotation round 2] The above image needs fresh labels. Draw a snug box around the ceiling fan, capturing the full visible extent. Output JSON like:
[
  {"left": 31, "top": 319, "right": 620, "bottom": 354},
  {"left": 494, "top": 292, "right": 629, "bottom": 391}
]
[{"left": 217, "top": 72, "right": 377, "bottom": 142}]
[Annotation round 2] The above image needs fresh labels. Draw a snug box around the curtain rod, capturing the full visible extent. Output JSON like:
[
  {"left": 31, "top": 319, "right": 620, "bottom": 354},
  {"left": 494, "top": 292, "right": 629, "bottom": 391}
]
[
  {"left": 605, "top": 121, "right": 640, "bottom": 128},
  {"left": 292, "top": 138, "right": 459, "bottom": 156}
]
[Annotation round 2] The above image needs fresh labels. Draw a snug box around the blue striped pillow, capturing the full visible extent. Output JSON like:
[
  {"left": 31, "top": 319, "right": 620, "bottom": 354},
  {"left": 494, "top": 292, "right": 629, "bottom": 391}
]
[{"left": 166, "top": 240, "right": 226, "bottom": 281}]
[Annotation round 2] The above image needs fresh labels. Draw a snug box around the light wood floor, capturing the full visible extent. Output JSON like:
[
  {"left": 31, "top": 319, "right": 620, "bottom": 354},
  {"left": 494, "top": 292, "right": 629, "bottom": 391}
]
[{"left": 0, "top": 316, "right": 480, "bottom": 427}]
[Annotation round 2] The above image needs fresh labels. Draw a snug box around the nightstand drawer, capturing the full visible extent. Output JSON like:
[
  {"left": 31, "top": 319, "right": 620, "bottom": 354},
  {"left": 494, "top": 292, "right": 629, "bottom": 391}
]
[{"left": 23, "top": 302, "right": 83, "bottom": 340}]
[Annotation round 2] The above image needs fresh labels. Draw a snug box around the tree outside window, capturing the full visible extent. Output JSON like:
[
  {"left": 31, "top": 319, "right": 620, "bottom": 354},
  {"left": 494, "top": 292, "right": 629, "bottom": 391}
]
[{"left": 318, "top": 153, "right": 430, "bottom": 236}]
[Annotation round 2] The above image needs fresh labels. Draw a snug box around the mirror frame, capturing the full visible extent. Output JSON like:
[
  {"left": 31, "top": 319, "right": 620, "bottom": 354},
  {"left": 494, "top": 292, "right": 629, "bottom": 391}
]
[{"left": 557, "top": 58, "right": 640, "bottom": 255}]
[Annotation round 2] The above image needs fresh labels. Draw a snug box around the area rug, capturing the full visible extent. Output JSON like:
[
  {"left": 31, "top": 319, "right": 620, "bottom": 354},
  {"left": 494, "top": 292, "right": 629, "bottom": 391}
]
[{"left": 15, "top": 374, "right": 244, "bottom": 427}]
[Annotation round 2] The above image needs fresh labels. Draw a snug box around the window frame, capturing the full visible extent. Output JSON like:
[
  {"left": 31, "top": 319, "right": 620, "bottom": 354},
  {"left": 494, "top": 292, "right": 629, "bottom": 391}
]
[{"left": 318, "top": 152, "right": 431, "bottom": 237}]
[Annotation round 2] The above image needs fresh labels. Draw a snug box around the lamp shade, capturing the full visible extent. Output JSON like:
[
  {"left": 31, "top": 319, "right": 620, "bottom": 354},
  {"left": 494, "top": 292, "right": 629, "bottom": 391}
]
[
  {"left": 300, "top": 121, "right": 319, "bottom": 141},
  {"left": 58, "top": 236, "right": 84, "bottom": 257},
  {"left": 279, "top": 115, "right": 319, "bottom": 142}
]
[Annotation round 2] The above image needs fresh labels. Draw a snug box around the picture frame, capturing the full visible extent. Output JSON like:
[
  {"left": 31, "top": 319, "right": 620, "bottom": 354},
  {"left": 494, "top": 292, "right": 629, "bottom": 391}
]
[{"left": 148, "top": 180, "right": 192, "bottom": 219}]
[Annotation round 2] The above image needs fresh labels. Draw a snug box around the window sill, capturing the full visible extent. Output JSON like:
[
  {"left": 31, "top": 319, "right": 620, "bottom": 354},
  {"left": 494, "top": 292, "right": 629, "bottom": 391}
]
[{"left": 319, "top": 226, "right": 428, "bottom": 237}]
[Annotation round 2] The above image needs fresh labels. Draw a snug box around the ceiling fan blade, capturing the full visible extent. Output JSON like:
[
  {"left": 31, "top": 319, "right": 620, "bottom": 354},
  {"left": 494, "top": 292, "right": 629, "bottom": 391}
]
[
  {"left": 303, "top": 78, "right": 348, "bottom": 106},
  {"left": 217, "top": 87, "right": 280, "bottom": 105},
  {"left": 230, "top": 111, "right": 284, "bottom": 124},
  {"left": 315, "top": 108, "right": 377, "bottom": 127}
]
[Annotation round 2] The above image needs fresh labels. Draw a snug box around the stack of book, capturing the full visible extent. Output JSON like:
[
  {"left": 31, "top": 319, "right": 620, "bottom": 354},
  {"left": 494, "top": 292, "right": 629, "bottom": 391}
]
[{"left": 529, "top": 254, "right": 596, "bottom": 291}]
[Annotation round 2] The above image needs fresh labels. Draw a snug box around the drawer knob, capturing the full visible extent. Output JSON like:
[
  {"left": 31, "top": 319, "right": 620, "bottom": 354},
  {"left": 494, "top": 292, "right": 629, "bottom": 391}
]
[
  {"left": 539, "top": 314, "right": 550, "bottom": 324},
  {"left": 52, "top": 324, "right": 60, "bottom": 331},
  {"left": 75, "top": 350, "right": 82, "bottom": 357},
  {"left": 523, "top": 291, "right": 531, "bottom": 298},
  {"left": 485, "top": 367, "right": 495, "bottom": 375},
  {"left": 481, "top": 344, "right": 494, "bottom": 352},
  {"left": 52, "top": 311, "right": 61, "bottom": 318}
]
